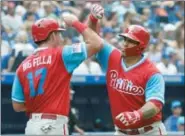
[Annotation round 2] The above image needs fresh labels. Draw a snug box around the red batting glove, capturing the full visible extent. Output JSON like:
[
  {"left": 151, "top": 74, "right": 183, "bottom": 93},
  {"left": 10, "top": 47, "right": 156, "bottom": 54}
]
[{"left": 115, "top": 110, "right": 143, "bottom": 126}]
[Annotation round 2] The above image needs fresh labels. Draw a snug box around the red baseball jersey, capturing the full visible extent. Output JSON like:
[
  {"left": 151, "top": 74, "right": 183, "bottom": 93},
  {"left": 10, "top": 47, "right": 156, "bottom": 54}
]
[
  {"left": 106, "top": 49, "right": 161, "bottom": 129},
  {"left": 16, "top": 47, "right": 71, "bottom": 116}
]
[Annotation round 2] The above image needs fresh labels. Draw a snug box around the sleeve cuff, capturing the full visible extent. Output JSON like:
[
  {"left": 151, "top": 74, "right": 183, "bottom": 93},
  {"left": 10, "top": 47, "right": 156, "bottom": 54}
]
[
  {"left": 12, "top": 98, "right": 25, "bottom": 103},
  {"left": 146, "top": 97, "right": 165, "bottom": 104}
]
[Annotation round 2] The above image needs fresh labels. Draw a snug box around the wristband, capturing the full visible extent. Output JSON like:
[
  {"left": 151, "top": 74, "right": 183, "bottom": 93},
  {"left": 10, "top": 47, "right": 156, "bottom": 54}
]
[
  {"left": 72, "top": 21, "right": 88, "bottom": 33},
  {"left": 89, "top": 14, "right": 98, "bottom": 23}
]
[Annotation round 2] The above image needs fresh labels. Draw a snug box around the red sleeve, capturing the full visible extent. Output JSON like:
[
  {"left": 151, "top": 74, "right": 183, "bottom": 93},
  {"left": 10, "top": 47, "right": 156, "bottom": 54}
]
[{"left": 149, "top": 99, "right": 163, "bottom": 111}]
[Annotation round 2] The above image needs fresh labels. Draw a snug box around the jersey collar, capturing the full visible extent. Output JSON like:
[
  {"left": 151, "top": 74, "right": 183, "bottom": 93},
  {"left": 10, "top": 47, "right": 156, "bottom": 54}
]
[
  {"left": 121, "top": 54, "right": 147, "bottom": 72},
  {"left": 33, "top": 47, "right": 48, "bottom": 54}
]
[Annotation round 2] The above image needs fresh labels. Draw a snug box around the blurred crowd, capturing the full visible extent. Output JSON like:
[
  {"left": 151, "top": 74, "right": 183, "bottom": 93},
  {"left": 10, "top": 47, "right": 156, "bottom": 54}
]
[
  {"left": 1, "top": 1, "right": 184, "bottom": 75},
  {"left": 164, "top": 100, "right": 184, "bottom": 132}
]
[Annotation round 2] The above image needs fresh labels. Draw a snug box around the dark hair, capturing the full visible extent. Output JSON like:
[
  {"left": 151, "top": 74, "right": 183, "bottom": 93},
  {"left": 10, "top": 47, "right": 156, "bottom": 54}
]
[
  {"left": 34, "top": 31, "right": 62, "bottom": 46},
  {"left": 35, "top": 39, "right": 48, "bottom": 46}
]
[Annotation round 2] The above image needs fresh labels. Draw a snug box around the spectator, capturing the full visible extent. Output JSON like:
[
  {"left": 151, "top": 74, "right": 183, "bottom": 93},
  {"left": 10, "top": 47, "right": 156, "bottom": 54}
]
[
  {"left": 2, "top": 25, "right": 17, "bottom": 46},
  {"left": 148, "top": 44, "right": 162, "bottom": 63},
  {"left": 41, "top": 1, "right": 58, "bottom": 20},
  {"left": 2, "top": 2, "right": 23, "bottom": 32},
  {"left": 177, "top": 116, "right": 184, "bottom": 132},
  {"left": 15, "top": 4, "right": 26, "bottom": 17},
  {"left": 23, "top": 21, "right": 37, "bottom": 48},
  {"left": 1, "top": 48, "right": 15, "bottom": 73},
  {"left": 103, "top": 0, "right": 113, "bottom": 18},
  {"left": 111, "top": 1, "right": 136, "bottom": 24},
  {"left": 13, "top": 30, "right": 34, "bottom": 57},
  {"left": 175, "top": 21, "right": 184, "bottom": 73},
  {"left": 174, "top": 2, "right": 184, "bottom": 21},
  {"left": 68, "top": 88, "right": 85, "bottom": 135},
  {"left": 164, "top": 100, "right": 183, "bottom": 131},
  {"left": 102, "top": 11, "right": 119, "bottom": 31},
  {"left": 1, "top": 39, "right": 11, "bottom": 57},
  {"left": 156, "top": 53, "right": 177, "bottom": 75},
  {"left": 102, "top": 27, "right": 114, "bottom": 43},
  {"left": 163, "top": 1, "right": 184, "bottom": 23},
  {"left": 163, "top": 23, "right": 177, "bottom": 41},
  {"left": 24, "top": 12, "right": 37, "bottom": 22},
  {"left": 122, "top": 11, "right": 138, "bottom": 29},
  {"left": 22, "top": 1, "right": 40, "bottom": 21}
]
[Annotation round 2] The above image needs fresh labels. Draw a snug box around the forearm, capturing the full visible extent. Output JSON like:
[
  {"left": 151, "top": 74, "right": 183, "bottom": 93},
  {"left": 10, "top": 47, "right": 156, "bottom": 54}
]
[
  {"left": 19, "top": 107, "right": 26, "bottom": 112},
  {"left": 72, "top": 21, "right": 102, "bottom": 57},
  {"left": 12, "top": 102, "right": 26, "bottom": 112},
  {"left": 87, "top": 15, "right": 99, "bottom": 33},
  {"left": 116, "top": 100, "right": 163, "bottom": 126},
  {"left": 62, "top": 13, "right": 103, "bottom": 57},
  {"left": 138, "top": 101, "right": 161, "bottom": 120},
  {"left": 82, "top": 28, "right": 102, "bottom": 57}
]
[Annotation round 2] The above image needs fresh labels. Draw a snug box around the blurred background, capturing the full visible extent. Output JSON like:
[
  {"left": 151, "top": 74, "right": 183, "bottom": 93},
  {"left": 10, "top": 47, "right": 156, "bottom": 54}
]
[{"left": 1, "top": 0, "right": 184, "bottom": 135}]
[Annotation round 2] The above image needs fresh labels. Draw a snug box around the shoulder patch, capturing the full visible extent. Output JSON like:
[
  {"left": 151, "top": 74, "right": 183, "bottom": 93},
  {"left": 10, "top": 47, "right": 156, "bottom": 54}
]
[{"left": 72, "top": 43, "right": 82, "bottom": 53}]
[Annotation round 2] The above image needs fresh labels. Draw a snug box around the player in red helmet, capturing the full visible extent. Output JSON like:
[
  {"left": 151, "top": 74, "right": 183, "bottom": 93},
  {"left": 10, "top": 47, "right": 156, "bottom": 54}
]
[
  {"left": 11, "top": 14, "right": 102, "bottom": 135},
  {"left": 87, "top": 4, "right": 167, "bottom": 135},
  {"left": 32, "top": 18, "right": 66, "bottom": 42},
  {"left": 119, "top": 25, "right": 150, "bottom": 57}
]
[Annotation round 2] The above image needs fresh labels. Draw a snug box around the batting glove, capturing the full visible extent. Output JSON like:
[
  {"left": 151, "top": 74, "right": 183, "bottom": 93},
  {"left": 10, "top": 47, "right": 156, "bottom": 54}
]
[
  {"left": 115, "top": 110, "right": 143, "bottom": 126},
  {"left": 90, "top": 4, "right": 104, "bottom": 19}
]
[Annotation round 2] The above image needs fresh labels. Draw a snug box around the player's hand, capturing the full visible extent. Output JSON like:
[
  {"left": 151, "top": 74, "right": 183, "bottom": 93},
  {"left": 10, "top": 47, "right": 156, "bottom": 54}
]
[
  {"left": 62, "top": 13, "right": 79, "bottom": 27},
  {"left": 90, "top": 4, "right": 104, "bottom": 19},
  {"left": 115, "top": 111, "right": 142, "bottom": 126}
]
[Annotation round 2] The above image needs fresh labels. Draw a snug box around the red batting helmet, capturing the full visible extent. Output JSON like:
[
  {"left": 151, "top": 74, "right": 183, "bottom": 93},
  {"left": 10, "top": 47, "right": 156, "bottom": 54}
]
[
  {"left": 119, "top": 25, "right": 150, "bottom": 51},
  {"left": 32, "top": 18, "right": 65, "bottom": 42}
]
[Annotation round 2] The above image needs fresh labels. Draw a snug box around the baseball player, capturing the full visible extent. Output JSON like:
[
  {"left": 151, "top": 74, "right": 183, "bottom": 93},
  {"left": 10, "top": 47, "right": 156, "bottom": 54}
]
[
  {"left": 11, "top": 13, "right": 102, "bottom": 135},
  {"left": 87, "top": 4, "right": 167, "bottom": 135}
]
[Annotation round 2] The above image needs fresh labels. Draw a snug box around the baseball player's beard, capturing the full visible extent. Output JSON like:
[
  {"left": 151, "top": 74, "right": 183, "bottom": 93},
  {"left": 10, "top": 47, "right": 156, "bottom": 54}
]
[{"left": 121, "top": 46, "right": 142, "bottom": 57}]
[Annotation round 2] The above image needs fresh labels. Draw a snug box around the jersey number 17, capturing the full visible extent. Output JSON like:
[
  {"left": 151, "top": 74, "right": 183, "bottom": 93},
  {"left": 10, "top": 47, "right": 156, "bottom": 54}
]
[{"left": 26, "top": 68, "right": 47, "bottom": 97}]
